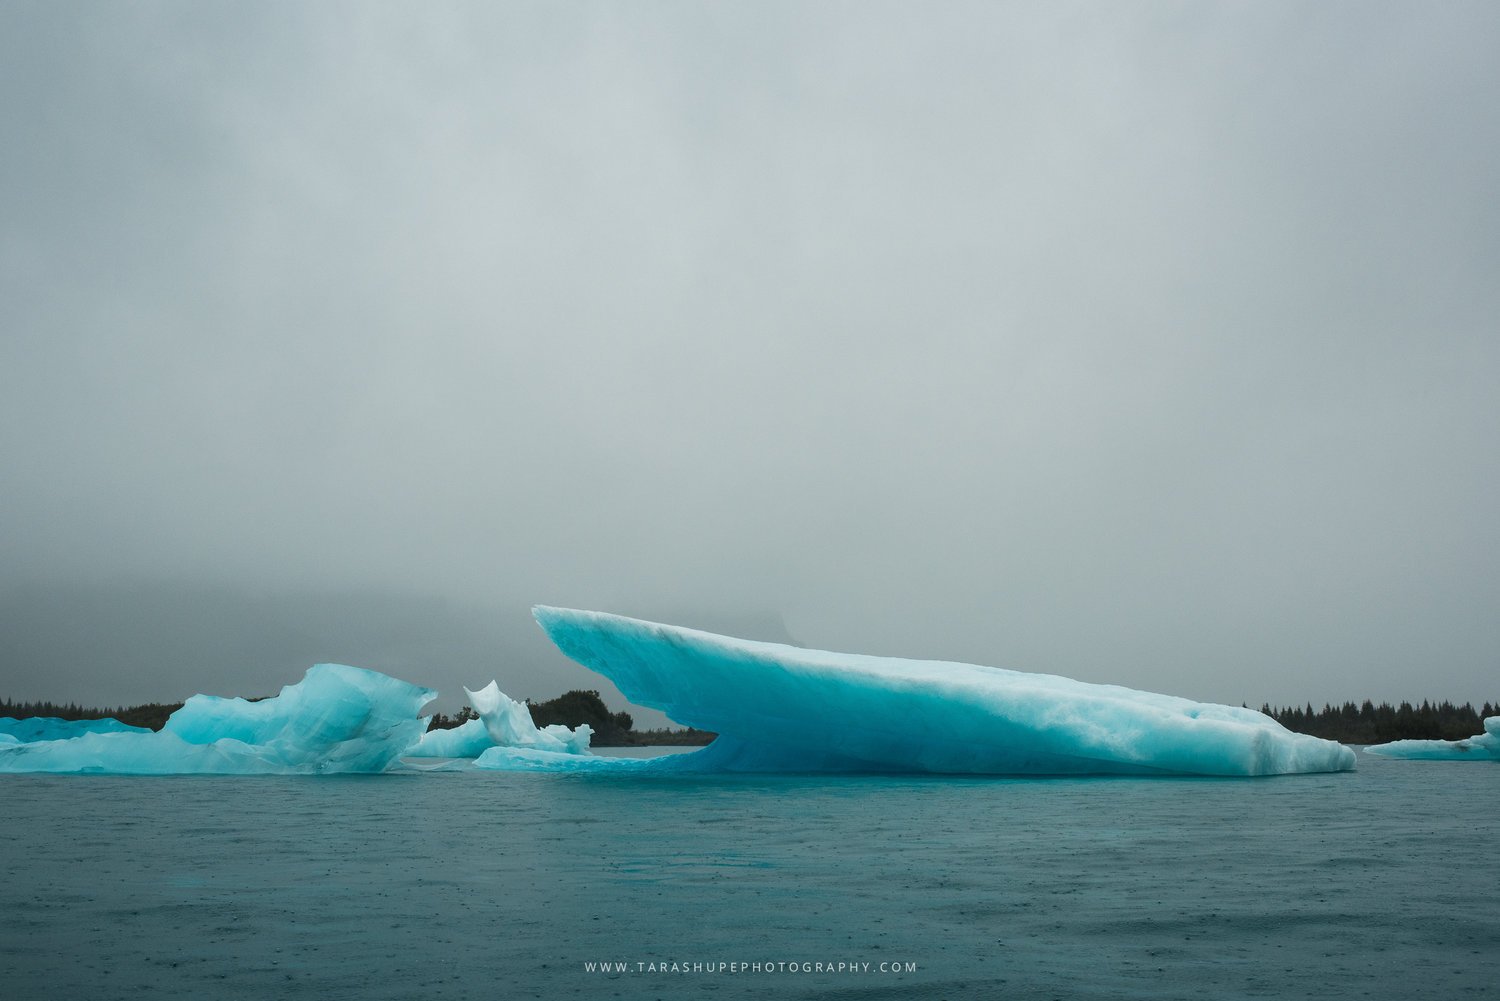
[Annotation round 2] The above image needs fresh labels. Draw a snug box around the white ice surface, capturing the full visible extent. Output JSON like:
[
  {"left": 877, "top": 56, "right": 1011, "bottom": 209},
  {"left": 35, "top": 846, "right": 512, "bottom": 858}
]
[
  {"left": 406, "top": 681, "right": 592, "bottom": 757},
  {"left": 467, "top": 681, "right": 592, "bottom": 754}
]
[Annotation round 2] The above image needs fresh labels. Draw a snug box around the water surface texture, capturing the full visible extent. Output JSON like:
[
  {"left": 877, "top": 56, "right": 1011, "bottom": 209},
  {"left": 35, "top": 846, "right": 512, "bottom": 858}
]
[{"left": 3, "top": 753, "right": 1494, "bottom": 1000}]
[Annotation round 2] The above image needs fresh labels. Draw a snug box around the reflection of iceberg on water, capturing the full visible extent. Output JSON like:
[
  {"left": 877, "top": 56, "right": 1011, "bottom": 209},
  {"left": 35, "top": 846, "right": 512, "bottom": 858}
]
[
  {"left": 494, "top": 606, "right": 1357, "bottom": 778},
  {"left": 1365, "top": 717, "right": 1500, "bottom": 761},
  {"left": 409, "top": 681, "right": 592, "bottom": 758},
  {"left": 0, "top": 664, "right": 433, "bottom": 775}
]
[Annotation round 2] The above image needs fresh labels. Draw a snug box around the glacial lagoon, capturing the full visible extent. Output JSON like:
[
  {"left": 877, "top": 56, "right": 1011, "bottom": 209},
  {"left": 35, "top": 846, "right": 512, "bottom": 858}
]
[
  {"left": 3, "top": 610, "right": 1493, "bottom": 999},
  {"left": 4, "top": 753, "right": 1497, "bottom": 1001}
]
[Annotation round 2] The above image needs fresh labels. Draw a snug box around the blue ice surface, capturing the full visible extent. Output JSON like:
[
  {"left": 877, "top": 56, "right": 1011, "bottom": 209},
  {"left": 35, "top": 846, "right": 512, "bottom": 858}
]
[
  {"left": 0, "top": 717, "right": 152, "bottom": 742},
  {"left": 1364, "top": 716, "right": 1500, "bottom": 760},
  {"left": 407, "top": 681, "right": 592, "bottom": 758},
  {"left": 0, "top": 664, "right": 434, "bottom": 775},
  {"left": 505, "top": 606, "right": 1358, "bottom": 778},
  {"left": 409, "top": 717, "right": 493, "bottom": 758}
]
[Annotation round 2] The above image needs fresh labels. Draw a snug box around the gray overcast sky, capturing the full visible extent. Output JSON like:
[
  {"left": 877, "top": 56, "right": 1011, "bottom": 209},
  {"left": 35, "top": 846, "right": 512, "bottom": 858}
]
[{"left": 3, "top": 1, "right": 1498, "bottom": 721}]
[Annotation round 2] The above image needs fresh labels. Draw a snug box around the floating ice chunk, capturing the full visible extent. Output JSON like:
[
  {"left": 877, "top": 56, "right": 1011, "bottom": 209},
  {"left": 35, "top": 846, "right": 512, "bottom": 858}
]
[
  {"left": 517, "top": 607, "right": 1356, "bottom": 777},
  {"left": 468, "top": 681, "right": 592, "bottom": 754},
  {"left": 0, "top": 717, "right": 152, "bottom": 742},
  {"left": 1364, "top": 717, "right": 1500, "bottom": 760},
  {"left": 0, "top": 664, "right": 434, "bottom": 774},
  {"left": 409, "top": 717, "right": 494, "bottom": 758},
  {"left": 406, "top": 681, "right": 593, "bottom": 758}
]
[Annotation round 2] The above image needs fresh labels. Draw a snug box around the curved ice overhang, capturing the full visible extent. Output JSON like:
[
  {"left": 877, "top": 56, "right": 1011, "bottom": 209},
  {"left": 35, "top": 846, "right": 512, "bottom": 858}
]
[{"left": 529, "top": 606, "right": 1356, "bottom": 778}]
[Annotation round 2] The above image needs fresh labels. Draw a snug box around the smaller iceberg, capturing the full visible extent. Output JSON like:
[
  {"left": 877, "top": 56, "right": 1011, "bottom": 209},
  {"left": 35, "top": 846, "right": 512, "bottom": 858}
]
[
  {"left": 409, "top": 682, "right": 593, "bottom": 758},
  {"left": 409, "top": 718, "right": 493, "bottom": 758},
  {"left": 0, "top": 717, "right": 152, "bottom": 742},
  {"left": 1364, "top": 717, "right": 1500, "bottom": 760},
  {"left": 0, "top": 664, "right": 434, "bottom": 775},
  {"left": 469, "top": 681, "right": 592, "bottom": 754}
]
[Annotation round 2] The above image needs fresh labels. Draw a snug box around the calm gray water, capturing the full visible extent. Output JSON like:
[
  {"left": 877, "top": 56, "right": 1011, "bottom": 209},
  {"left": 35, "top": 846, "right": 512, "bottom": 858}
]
[{"left": 2, "top": 751, "right": 1495, "bottom": 1001}]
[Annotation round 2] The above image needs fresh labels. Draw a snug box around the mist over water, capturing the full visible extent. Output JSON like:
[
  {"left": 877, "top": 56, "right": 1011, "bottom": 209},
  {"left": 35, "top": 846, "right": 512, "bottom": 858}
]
[{"left": 4, "top": 2, "right": 1500, "bottom": 717}]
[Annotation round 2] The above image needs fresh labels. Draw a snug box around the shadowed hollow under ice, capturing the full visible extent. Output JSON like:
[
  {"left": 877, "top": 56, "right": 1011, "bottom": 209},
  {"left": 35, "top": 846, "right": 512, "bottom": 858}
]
[
  {"left": 0, "top": 664, "right": 433, "bottom": 774},
  {"left": 483, "top": 606, "right": 1357, "bottom": 777},
  {"left": 1364, "top": 717, "right": 1500, "bottom": 760}
]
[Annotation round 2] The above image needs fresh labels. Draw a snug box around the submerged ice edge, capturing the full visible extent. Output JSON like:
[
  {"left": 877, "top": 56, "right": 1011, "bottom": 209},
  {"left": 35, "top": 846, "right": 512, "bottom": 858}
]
[
  {"left": 1364, "top": 716, "right": 1500, "bottom": 760},
  {"left": 521, "top": 606, "right": 1357, "bottom": 778}
]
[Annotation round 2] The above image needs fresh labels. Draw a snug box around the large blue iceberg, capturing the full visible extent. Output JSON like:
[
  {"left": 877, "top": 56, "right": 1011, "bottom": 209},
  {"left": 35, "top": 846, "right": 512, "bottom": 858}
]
[
  {"left": 501, "top": 607, "right": 1356, "bottom": 777},
  {"left": 0, "top": 664, "right": 433, "bottom": 774},
  {"left": 1364, "top": 717, "right": 1500, "bottom": 760},
  {"left": 409, "top": 681, "right": 592, "bottom": 758}
]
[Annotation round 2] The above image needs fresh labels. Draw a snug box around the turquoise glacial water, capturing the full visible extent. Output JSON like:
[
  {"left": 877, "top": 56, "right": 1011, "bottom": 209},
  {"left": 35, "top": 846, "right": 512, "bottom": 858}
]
[{"left": 2, "top": 751, "right": 1495, "bottom": 1000}]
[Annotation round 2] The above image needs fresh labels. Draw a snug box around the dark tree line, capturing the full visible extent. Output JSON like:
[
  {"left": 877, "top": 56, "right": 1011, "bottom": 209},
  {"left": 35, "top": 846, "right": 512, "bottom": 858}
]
[
  {"left": 426, "top": 688, "right": 714, "bottom": 746},
  {"left": 424, "top": 690, "right": 632, "bottom": 739},
  {"left": 38, "top": 690, "right": 1489, "bottom": 749},
  {"left": 1262, "top": 700, "right": 1497, "bottom": 744},
  {"left": 0, "top": 697, "right": 182, "bottom": 731},
  {"left": 425, "top": 694, "right": 625, "bottom": 734},
  {"left": 527, "top": 689, "right": 635, "bottom": 743},
  {"left": 425, "top": 706, "right": 480, "bottom": 730},
  {"left": 523, "top": 689, "right": 714, "bottom": 745},
  {"left": 3, "top": 689, "right": 714, "bottom": 747}
]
